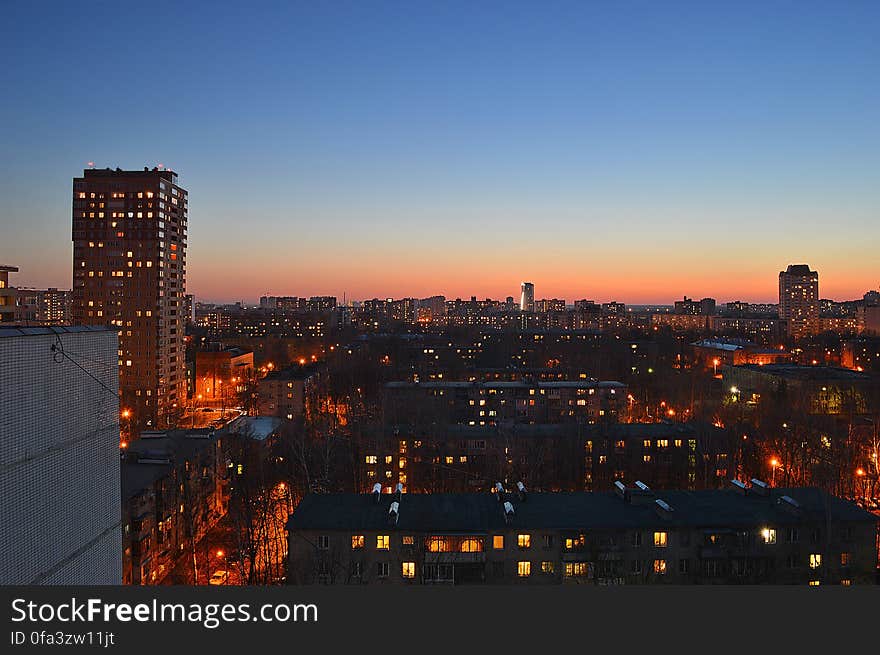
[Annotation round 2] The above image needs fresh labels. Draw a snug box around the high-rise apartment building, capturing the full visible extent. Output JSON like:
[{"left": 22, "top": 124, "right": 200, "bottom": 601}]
[
  {"left": 779, "top": 264, "right": 819, "bottom": 339},
  {"left": 520, "top": 282, "right": 535, "bottom": 312},
  {"left": 72, "top": 167, "right": 188, "bottom": 430}
]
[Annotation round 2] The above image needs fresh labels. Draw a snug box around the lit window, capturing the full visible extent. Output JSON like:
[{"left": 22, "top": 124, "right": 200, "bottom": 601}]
[
  {"left": 541, "top": 561, "right": 554, "bottom": 574},
  {"left": 365, "top": 455, "right": 377, "bottom": 464},
  {"left": 653, "top": 559, "right": 667, "bottom": 575},
  {"left": 809, "top": 553, "right": 822, "bottom": 569},
  {"left": 377, "top": 535, "right": 389, "bottom": 550},
  {"left": 351, "top": 535, "right": 364, "bottom": 549},
  {"left": 517, "top": 561, "right": 531, "bottom": 577},
  {"left": 841, "top": 579, "right": 851, "bottom": 586},
  {"left": 840, "top": 552, "right": 851, "bottom": 566},
  {"left": 654, "top": 531, "right": 668, "bottom": 547},
  {"left": 402, "top": 535, "right": 414, "bottom": 545},
  {"left": 518, "top": 534, "right": 531, "bottom": 548},
  {"left": 809, "top": 580, "right": 820, "bottom": 586},
  {"left": 493, "top": 535, "right": 504, "bottom": 550},
  {"left": 402, "top": 562, "right": 415, "bottom": 579},
  {"left": 761, "top": 528, "right": 777, "bottom": 544}
]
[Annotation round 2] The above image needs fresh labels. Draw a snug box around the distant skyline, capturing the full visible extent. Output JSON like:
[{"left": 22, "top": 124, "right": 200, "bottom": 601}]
[{"left": 1, "top": 1, "right": 878, "bottom": 304}]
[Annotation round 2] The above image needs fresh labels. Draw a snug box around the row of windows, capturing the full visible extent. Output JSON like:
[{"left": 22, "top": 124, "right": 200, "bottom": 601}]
[
  {"left": 329, "top": 530, "right": 849, "bottom": 553},
  {"left": 348, "top": 558, "right": 852, "bottom": 581}
]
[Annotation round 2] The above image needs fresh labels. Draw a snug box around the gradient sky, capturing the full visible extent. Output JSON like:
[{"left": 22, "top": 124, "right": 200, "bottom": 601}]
[{"left": 1, "top": 1, "right": 878, "bottom": 304}]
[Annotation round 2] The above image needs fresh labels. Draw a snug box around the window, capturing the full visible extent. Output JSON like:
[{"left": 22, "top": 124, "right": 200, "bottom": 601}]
[
  {"left": 653, "top": 559, "right": 667, "bottom": 575},
  {"left": 493, "top": 535, "right": 504, "bottom": 550},
  {"left": 840, "top": 552, "right": 851, "bottom": 566},
  {"left": 351, "top": 535, "right": 364, "bottom": 550},
  {"left": 365, "top": 455, "right": 377, "bottom": 464},
  {"left": 402, "top": 562, "right": 415, "bottom": 579},
  {"left": 565, "top": 534, "right": 585, "bottom": 550},
  {"left": 787, "top": 528, "right": 799, "bottom": 543},
  {"left": 631, "top": 532, "right": 642, "bottom": 547},
  {"left": 678, "top": 558, "right": 689, "bottom": 574},
  {"left": 518, "top": 534, "right": 531, "bottom": 548},
  {"left": 808, "top": 580, "right": 820, "bottom": 587},
  {"left": 841, "top": 579, "right": 851, "bottom": 586},
  {"left": 317, "top": 535, "right": 329, "bottom": 550},
  {"left": 654, "top": 531, "right": 668, "bottom": 547},
  {"left": 809, "top": 553, "right": 822, "bottom": 569},
  {"left": 761, "top": 528, "right": 777, "bottom": 544},
  {"left": 377, "top": 562, "right": 389, "bottom": 578},
  {"left": 402, "top": 535, "right": 414, "bottom": 546},
  {"left": 377, "top": 535, "right": 390, "bottom": 550},
  {"left": 517, "top": 561, "right": 531, "bottom": 577},
  {"left": 541, "top": 561, "right": 554, "bottom": 574},
  {"left": 351, "top": 561, "right": 362, "bottom": 577},
  {"left": 565, "top": 562, "right": 589, "bottom": 577},
  {"left": 631, "top": 560, "right": 642, "bottom": 575},
  {"left": 542, "top": 534, "right": 554, "bottom": 548}
]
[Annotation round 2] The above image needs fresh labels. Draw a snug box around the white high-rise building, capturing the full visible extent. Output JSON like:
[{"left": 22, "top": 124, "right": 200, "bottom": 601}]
[
  {"left": 0, "top": 325, "right": 122, "bottom": 584},
  {"left": 520, "top": 282, "right": 535, "bottom": 312}
]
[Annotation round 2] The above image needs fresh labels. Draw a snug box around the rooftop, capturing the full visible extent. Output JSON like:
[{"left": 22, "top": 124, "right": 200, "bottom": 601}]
[
  {"left": 263, "top": 363, "right": 321, "bottom": 382},
  {"left": 225, "top": 415, "right": 283, "bottom": 441},
  {"left": 288, "top": 487, "right": 875, "bottom": 533},
  {"left": 0, "top": 325, "right": 115, "bottom": 339},
  {"left": 734, "top": 364, "right": 872, "bottom": 381}
]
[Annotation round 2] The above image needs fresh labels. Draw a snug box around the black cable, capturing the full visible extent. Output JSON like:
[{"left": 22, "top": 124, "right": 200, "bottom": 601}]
[{"left": 51, "top": 333, "right": 119, "bottom": 399}]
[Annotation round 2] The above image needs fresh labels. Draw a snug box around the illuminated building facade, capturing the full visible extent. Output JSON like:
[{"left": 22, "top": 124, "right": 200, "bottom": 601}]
[
  {"left": 779, "top": 264, "right": 820, "bottom": 339},
  {"left": 287, "top": 484, "right": 877, "bottom": 585},
  {"left": 520, "top": 282, "right": 535, "bottom": 313},
  {"left": 72, "top": 167, "right": 188, "bottom": 430}
]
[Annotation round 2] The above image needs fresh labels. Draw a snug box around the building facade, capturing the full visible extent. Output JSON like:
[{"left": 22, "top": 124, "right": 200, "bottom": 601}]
[
  {"left": 72, "top": 167, "right": 188, "bottom": 430},
  {"left": 0, "top": 265, "right": 18, "bottom": 323},
  {"left": 287, "top": 484, "right": 877, "bottom": 585},
  {"left": 15, "top": 287, "right": 72, "bottom": 325},
  {"left": 520, "top": 282, "right": 535, "bottom": 313},
  {"left": 779, "top": 264, "right": 820, "bottom": 339},
  {"left": 0, "top": 326, "right": 122, "bottom": 584},
  {"left": 194, "top": 345, "right": 254, "bottom": 404}
]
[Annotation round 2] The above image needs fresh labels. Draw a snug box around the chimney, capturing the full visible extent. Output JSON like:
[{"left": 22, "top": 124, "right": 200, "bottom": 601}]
[
  {"left": 503, "top": 501, "right": 515, "bottom": 524},
  {"left": 730, "top": 479, "right": 748, "bottom": 495},
  {"left": 516, "top": 481, "right": 527, "bottom": 502},
  {"left": 494, "top": 482, "right": 505, "bottom": 502},
  {"left": 393, "top": 482, "right": 403, "bottom": 502},
  {"left": 750, "top": 478, "right": 770, "bottom": 496},
  {"left": 613, "top": 480, "right": 627, "bottom": 500}
]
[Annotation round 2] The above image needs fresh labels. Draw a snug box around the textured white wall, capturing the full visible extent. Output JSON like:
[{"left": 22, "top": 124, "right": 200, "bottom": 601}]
[{"left": 0, "top": 328, "right": 122, "bottom": 584}]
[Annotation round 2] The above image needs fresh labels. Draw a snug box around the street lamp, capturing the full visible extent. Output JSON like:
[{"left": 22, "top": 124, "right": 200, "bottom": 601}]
[
  {"left": 712, "top": 358, "right": 720, "bottom": 376},
  {"left": 770, "top": 457, "right": 780, "bottom": 486}
]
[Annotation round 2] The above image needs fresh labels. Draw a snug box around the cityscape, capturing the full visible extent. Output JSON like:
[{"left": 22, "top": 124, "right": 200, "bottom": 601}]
[{"left": 1, "top": 2, "right": 879, "bottom": 597}]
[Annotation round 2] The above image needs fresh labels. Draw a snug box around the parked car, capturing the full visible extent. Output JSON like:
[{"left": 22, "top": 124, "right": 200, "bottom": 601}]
[{"left": 209, "top": 570, "right": 228, "bottom": 585}]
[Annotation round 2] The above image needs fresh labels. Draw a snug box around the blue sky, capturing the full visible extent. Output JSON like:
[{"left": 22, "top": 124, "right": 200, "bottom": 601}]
[{"left": 1, "top": 1, "right": 878, "bottom": 302}]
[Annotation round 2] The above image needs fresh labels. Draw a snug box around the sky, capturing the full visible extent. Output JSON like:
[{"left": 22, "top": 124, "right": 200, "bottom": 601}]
[{"left": 0, "top": 1, "right": 878, "bottom": 304}]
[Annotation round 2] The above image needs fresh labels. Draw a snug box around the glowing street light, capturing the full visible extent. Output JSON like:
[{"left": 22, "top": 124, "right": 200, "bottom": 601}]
[
  {"left": 121, "top": 409, "right": 131, "bottom": 419},
  {"left": 712, "top": 358, "right": 720, "bottom": 376},
  {"left": 770, "top": 457, "right": 780, "bottom": 485}
]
